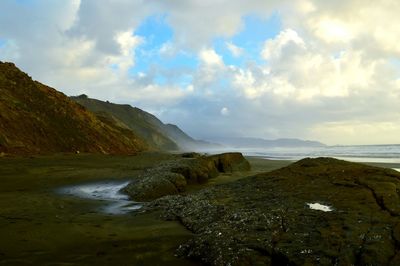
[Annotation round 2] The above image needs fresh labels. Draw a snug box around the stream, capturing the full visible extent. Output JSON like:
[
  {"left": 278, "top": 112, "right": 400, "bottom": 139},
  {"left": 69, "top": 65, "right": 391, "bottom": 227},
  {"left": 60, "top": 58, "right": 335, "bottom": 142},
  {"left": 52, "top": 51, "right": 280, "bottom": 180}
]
[{"left": 59, "top": 180, "right": 142, "bottom": 214}]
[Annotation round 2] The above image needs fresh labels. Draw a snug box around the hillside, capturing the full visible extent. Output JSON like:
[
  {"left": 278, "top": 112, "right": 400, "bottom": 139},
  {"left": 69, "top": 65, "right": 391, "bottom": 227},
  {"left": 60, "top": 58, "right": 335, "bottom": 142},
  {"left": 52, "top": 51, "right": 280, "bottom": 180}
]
[
  {"left": 71, "top": 95, "right": 217, "bottom": 151},
  {"left": 0, "top": 62, "right": 147, "bottom": 155}
]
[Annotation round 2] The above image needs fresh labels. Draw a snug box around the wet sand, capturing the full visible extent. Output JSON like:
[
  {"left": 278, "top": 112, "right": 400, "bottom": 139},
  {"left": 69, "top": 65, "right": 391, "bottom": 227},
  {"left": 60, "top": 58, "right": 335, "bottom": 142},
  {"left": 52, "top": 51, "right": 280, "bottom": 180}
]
[{"left": 0, "top": 152, "right": 199, "bottom": 265}]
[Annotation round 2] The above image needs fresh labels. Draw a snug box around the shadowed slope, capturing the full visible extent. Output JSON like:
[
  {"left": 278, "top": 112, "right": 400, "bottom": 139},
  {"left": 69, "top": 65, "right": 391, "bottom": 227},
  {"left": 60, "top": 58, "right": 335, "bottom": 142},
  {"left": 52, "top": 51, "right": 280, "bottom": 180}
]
[
  {"left": 71, "top": 95, "right": 219, "bottom": 151},
  {"left": 71, "top": 95, "right": 179, "bottom": 151}
]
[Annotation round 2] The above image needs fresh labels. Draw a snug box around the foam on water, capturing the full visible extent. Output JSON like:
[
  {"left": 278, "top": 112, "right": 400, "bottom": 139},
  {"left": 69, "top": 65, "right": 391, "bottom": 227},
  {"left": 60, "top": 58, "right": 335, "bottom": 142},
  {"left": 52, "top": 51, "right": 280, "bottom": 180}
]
[
  {"left": 60, "top": 181, "right": 141, "bottom": 215},
  {"left": 72, "top": 181, "right": 130, "bottom": 201}
]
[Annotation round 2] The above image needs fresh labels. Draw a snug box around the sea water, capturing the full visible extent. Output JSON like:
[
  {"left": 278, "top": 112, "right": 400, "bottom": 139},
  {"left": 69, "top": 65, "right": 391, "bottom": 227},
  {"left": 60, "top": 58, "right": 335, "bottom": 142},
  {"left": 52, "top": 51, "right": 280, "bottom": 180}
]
[{"left": 218, "top": 144, "right": 400, "bottom": 164}]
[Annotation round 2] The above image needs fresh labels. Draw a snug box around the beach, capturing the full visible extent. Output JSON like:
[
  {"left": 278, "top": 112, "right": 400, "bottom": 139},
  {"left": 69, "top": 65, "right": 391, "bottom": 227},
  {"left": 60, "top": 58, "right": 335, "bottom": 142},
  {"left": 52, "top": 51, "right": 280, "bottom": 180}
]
[
  {"left": 0, "top": 153, "right": 292, "bottom": 265},
  {"left": 1, "top": 152, "right": 399, "bottom": 265},
  {"left": 0, "top": 153, "right": 196, "bottom": 265}
]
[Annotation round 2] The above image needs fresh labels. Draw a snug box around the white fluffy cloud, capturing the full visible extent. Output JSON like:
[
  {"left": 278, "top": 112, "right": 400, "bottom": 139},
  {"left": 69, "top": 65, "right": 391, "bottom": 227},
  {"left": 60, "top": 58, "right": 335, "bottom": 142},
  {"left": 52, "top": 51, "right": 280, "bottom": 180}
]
[
  {"left": 199, "top": 49, "right": 224, "bottom": 66},
  {"left": 256, "top": 29, "right": 381, "bottom": 100},
  {"left": 289, "top": 0, "right": 400, "bottom": 56}
]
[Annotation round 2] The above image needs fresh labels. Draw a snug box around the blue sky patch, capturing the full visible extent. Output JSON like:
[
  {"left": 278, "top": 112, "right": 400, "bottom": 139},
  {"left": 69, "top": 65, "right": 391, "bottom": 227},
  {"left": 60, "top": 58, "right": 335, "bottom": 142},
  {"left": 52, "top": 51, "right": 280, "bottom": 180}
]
[
  {"left": 135, "top": 14, "right": 173, "bottom": 49},
  {"left": 213, "top": 13, "right": 281, "bottom": 66},
  {"left": 130, "top": 14, "right": 198, "bottom": 86},
  {"left": 15, "top": 0, "right": 35, "bottom": 5},
  {"left": 233, "top": 13, "right": 281, "bottom": 49},
  {"left": 0, "top": 39, "right": 6, "bottom": 48},
  {"left": 131, "top": 12, "right": 281, "bottom": 83},
  {"left": 389, "top": 58, "right": 400, "bottom": 71}
]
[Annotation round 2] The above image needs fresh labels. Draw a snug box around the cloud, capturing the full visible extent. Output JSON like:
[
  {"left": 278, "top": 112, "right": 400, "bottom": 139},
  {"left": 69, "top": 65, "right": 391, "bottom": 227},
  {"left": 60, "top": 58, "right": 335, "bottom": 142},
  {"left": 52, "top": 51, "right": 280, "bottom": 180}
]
[
  {"left": 220, "top": 107, "right": 230, "bottom": 116},
  {"left": 157, "top": 1, "right": 285, "bottom": 50},
  {"left": 199, "top": 49, "right": 224, "bottom": 66},
  {"left": 289, "top": 0, "right": 400, "bottom": 56},
  {"left": 112, "top": 31, "right": 143, "bottom": 72},
  {"left": 311, "top": 120, "right": 400, "bottom": 145},
  {"left": 1, "top": 0, "right": 400, "bottom": 145},
  {"left": 226, "top": 42, "right": 243, "bottom": 57},
  {"left": 262, "top": 29, "right": 305, "bottom": 60}
]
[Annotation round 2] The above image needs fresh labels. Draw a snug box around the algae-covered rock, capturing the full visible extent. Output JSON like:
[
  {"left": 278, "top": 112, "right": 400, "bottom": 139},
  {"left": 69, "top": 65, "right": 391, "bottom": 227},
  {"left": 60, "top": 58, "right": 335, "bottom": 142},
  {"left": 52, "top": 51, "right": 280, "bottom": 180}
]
[
  {"left": 146, "top": 157, "right": 400, "bottom": 265},
  {"left": 122, "top": 152, "right": 250, "bottom": 201},
  {"left": 208, "top": 152, "right": 251, "bottom": 172},
  {"left": 124, "top": 175, "right": 179, "bottom": 201}
]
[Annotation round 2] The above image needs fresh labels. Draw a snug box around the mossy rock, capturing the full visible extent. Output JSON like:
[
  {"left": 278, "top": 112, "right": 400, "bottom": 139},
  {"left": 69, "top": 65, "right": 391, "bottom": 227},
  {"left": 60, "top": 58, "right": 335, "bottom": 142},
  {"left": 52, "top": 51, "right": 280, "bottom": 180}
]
[
  {"left": 146, "top": 157, "right": 400, "bottom": 265},
  {"left": 122, "top": 153, "right": 251, "bottom": 201}
]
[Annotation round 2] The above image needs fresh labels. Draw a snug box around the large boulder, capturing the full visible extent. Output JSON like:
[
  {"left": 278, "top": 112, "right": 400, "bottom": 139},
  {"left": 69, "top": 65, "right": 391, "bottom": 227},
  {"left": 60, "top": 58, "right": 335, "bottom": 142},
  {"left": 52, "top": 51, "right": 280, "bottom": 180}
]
[
  {"left": 123, "top": 172, "right": 186, "bottom": 201},
  {"left": 122, "top": 152, "right": 251, "bottom": 201},
  {"left": 208, "top": 152, "right": 251, "bottom": 172}
]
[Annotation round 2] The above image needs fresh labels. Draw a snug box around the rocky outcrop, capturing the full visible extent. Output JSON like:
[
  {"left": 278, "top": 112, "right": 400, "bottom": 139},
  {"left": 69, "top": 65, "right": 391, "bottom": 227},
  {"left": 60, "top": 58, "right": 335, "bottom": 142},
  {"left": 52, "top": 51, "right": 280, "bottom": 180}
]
[
  {"left": 207, "top": 152, "right": 252, "bottom": 172},
  {"left": 146, "top": 157, "right": 400, "bottom": 265},
  {"left": 122, "top": 152, "right": 250, "bottom": 201}
]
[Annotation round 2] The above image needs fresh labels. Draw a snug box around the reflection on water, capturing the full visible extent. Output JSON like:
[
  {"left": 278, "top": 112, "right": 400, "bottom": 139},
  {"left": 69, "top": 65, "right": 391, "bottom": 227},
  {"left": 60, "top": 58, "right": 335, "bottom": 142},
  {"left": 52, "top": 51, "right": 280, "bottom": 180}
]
[{"left": 59, "top": 181, "right": 141, "bottom": 214}]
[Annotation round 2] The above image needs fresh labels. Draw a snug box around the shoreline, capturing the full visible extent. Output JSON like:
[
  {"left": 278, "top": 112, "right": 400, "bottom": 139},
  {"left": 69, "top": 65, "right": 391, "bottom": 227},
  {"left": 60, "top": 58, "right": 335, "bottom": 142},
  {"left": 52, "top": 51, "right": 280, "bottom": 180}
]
[{"left": 1, "top": 152, "right": 400, "bottom": 265}]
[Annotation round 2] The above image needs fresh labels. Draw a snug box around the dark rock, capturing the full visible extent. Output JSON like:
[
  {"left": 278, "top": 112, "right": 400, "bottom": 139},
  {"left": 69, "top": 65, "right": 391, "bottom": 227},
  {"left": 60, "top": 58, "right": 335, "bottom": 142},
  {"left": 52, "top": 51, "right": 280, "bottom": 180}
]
[
  {"left": 145, "top": 157, "right": 400, "bottom": 265},
  {"left": 208, "top": 152, "right": 251, "bottom": 172},
  {"left": 123, "top": 174, "right": 179, "bottom": 201},
  {"left": 122, "top": 152, "right": 250, "bottom": 201},
  {"left": 181, "top": 152, "right": 202, "bottom": 158}
]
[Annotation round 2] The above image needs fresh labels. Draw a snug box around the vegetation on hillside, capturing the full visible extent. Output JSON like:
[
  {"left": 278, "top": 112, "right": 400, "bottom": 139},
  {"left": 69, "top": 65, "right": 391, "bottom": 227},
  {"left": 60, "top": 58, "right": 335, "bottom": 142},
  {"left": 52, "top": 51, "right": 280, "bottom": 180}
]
[
  {"left": 71, "top": 95, "right": 217, "bottom": 151},
  {"left": 71, "top": 95, "right": 179, "bottom": 151},
  {"left": 0, "top": 62, "right": 147, "bottom": 155}
]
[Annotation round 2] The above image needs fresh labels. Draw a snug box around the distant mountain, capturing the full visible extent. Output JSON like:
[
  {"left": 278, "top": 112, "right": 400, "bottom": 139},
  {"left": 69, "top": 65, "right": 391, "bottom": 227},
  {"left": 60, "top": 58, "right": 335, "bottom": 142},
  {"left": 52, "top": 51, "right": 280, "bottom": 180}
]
[
  {"left": 71, "top": 95, "right": 218, "bottom": 151},
  {"left": 162, "top": 123, "right": 220, "bottom": 151},
  {"left": 0, "top": 62, "right": 147, "bottom": 155},
  {"left": 209, "top": 137, "right": 326, "bottom": 149}
]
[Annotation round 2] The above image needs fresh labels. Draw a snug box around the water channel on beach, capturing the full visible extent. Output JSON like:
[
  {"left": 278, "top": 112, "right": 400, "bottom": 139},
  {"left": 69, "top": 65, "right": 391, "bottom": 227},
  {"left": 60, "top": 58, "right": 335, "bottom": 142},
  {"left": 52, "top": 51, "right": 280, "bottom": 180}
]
[{"left": 59, "top": 180, "right": 142, "bottom": 214}]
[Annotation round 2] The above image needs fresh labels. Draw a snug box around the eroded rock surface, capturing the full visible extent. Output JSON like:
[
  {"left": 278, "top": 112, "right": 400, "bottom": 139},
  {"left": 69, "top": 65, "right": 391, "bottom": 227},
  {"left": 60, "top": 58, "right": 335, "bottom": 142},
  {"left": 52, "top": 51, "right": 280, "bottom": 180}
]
[
  {"left": 122, "top": 152, "right": 250, "bottom": 201},
  {"left": 146, "top": 157, "right": 400, "bottom": 265}
]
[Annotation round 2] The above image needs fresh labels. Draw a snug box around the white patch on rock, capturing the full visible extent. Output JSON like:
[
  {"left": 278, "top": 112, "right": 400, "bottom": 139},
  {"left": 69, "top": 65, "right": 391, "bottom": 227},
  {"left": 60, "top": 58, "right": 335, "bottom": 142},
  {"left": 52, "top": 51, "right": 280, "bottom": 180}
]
[{"left": 307, "top": 202, "right": 333, "bottom": 212}]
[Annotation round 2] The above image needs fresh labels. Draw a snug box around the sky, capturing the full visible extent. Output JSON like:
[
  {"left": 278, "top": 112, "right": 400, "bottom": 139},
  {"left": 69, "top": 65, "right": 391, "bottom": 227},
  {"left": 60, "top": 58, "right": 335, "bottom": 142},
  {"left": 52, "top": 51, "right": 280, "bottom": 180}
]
[{"left": 0, "top": 0, "right": 399, "bottom": 145}]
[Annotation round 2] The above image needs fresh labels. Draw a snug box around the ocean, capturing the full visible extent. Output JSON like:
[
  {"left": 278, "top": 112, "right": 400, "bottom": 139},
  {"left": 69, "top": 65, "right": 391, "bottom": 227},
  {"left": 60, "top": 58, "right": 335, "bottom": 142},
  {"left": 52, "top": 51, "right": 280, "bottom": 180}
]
[{"left": 212, "top": 144, "right": 400, "bottom": 164}]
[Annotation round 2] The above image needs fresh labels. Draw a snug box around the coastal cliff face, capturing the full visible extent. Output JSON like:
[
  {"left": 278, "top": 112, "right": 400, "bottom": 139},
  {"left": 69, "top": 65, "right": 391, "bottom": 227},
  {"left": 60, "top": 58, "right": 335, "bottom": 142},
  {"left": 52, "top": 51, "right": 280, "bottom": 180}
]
[
  {"left": 147, "top": 157, "right": 400, "bottom": 265},
  {"left": 0, "top": 62, "right": 147, "bottom": 155}
]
